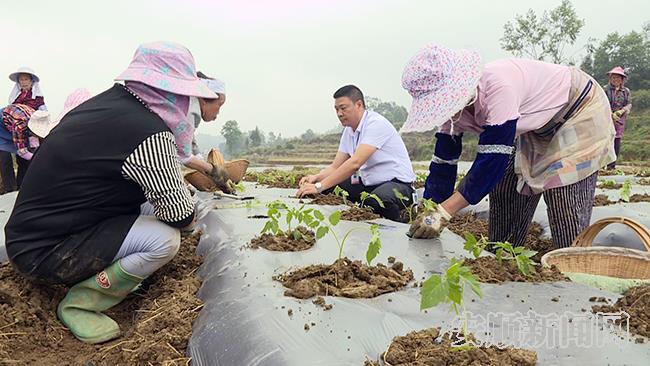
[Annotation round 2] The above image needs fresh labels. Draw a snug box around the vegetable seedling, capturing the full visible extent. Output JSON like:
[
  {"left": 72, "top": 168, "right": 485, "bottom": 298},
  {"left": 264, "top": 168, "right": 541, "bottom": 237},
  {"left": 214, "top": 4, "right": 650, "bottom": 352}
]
[
  {"left": 359, "top": 191, "right": 385, "bottom": 209},
  {"left": 393, "top": 188, "right": 414, "bottom": 223},
  {"left": 420, "top": 198, "right": 438, "bottom": 212},
  {"left": 317, "top": 210, "right": 382, "bottom": 263},
  {"left": 333, "top": 185, "right": 350, "bottom": 205},
  {"left": 619, "top": 179, "right": 632, "bottom": 203},
  {"left": 462, "top": 232, "right": 488, "bottom": 259},
  {"left": 493, "top": 241, "right": 538, "bottom": 277},
  {"left": 261, "top": 200, "right": 329, "bottom": 241},
  {"left": 420, "top": 257, "right": 482, "bottom": 349}
]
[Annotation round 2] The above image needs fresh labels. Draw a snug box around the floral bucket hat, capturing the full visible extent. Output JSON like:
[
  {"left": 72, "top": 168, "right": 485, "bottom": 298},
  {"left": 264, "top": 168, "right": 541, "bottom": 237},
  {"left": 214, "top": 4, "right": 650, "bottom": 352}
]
[
  {"left": 115, "top": 41, "right": 216, "bottom": 99},
  {"left": 400, "top": 43, "right": 482, "bottom": 133}
]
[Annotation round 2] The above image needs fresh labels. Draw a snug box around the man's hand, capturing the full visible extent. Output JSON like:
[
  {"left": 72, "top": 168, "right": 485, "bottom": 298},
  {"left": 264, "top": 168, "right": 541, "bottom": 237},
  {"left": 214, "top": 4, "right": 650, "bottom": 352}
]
[
  {"left": 612, "top": 112, "right": 621, "bottom": 122},
  {"left": 407, "top": 205, "right": 452, "bottom": 239},
  {"left": 296, "top": 183, "right": 319, "bottom": 198},
  {"left": 299, "top": 175, "right": 318, "bottom": 186}
]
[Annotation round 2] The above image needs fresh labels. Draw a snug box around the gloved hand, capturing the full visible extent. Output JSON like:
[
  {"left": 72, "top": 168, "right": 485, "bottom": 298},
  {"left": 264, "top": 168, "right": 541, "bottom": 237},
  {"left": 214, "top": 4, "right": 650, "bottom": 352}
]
[
  {"left": 614, "top": 109, "right": 625, "bottom": 117},
  {"left": 209, "top": 164, "right": 234, "bottom": 194},
  {"left": 612, "top": 112, "right": 621, "bottom": 123},
  {"left": 407, "top": 204, "right": 452, "bottom": 239}
]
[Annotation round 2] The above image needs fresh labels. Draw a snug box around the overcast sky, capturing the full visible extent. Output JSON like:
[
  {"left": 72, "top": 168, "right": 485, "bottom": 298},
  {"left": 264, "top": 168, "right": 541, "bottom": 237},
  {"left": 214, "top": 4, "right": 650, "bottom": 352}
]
[{"left": 1, "top": 0, "right": 648, "bottom": 138}]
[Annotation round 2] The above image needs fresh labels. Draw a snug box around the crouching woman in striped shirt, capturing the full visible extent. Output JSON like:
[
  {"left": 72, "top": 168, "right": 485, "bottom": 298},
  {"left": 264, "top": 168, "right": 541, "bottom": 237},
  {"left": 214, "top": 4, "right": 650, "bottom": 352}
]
[
  {"left": 5, "top": 42, "right": 221, "bottom": 344},
  {"left": 400, "top": 44, "right": 615, "bottom": 248}
]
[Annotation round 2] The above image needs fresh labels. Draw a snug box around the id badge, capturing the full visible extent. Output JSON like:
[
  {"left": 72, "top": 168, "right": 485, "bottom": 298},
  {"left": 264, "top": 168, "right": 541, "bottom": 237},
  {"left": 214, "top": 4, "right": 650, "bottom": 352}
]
[
  {"left": 351, "top": 171, "right": 360, "bottom": 185},
  {"left": 411, "top": 189, "right": 418, "bottom": 204}
]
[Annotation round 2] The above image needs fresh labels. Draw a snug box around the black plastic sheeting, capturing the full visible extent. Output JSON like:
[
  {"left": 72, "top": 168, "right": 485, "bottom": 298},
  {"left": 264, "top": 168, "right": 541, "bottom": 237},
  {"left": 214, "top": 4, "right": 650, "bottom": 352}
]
[{"left": 187, "top": 185, "right": 650, "bottom": 366}]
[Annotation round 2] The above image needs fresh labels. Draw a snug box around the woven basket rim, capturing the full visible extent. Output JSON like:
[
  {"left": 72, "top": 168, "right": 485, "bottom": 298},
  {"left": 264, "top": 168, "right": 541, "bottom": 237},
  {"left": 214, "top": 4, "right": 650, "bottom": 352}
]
[{"left": 541, "top": 246, "right": 650, "bottom": 267}]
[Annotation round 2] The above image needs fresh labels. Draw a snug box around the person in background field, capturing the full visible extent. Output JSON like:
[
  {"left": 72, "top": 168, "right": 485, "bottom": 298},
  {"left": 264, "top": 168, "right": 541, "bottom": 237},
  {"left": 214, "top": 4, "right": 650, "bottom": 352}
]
[
  {"left": 5, "top": 41, "right": 222, "bottom": 344},
  {"left": 0, "top": 67, "right": 47, "bottom": 192},
  {"left": 402, "top": 44, "right": 614, "bottom": 249},
  {"left": 297, "top": 85, "right": 416, "bottom": 222},
  {"left": 604, "top": 66, "right": 632, "bottom": 170},
  {"left": 185, "top": 71, "right": 227, "bottom": 172}
]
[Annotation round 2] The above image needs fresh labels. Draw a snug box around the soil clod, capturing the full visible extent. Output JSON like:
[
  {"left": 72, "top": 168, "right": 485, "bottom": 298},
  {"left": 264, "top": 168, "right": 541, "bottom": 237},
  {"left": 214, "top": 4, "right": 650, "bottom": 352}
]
[
  {"left": 464, "top": 256, "right": 567, "bottom": 283},
  {"left": 591, "top": 285, "right": 650, "bottom": 342},
  {"left": 364, "top": 327, "right": 537, "bottom": 366},
  {"left": 341, "top": 206, "right": 380, "bottom": 221},
  {"left": 274, "top": 257, "right": 413, "bottom": 299},
  {"left": 249, "top": 226, "right": 316, "bottom": 251}
]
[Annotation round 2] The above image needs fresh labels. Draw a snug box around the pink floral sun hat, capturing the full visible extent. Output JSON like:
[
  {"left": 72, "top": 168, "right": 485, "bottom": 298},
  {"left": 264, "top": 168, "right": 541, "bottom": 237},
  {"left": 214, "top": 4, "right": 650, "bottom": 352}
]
[
  {"left": 400, "top": 43, "right": 482, "bottom": 133},
  {"left": 607, "top": 66, "right": 627, "bottom": 78},
  {"left": 115, "top": 41, "right": 216, "bottom": 99}
]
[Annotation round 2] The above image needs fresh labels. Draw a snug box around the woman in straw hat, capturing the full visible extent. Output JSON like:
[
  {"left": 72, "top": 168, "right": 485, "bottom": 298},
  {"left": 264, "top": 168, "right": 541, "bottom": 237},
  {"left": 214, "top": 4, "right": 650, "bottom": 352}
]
[
  {"left": 603, "top": 66, "right": 632, "bottom": 170},
  {"left": 5, "top": 41, "right": 227, "bottom": 344},
  {"left": 402, "top": 44, "right": 615, "bottom": 249},
  {"left": 0, "top": 67, "right": 47, "bottom": 192}
]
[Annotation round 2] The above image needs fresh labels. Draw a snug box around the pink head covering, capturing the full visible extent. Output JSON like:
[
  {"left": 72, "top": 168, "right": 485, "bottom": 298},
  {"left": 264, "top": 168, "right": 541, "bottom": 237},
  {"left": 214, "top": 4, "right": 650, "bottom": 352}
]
[
  {"left": 607, "top": 66, "right": 627, "bottom": 78},
  {"left": 29, "top": 88, "right": 93, "bottom": 138},
  {"left": 116, "top": 42, "right": 218, "bottom": 162},
  {"left": 400, "top": 43, "right": 482, "bottom": 134}
]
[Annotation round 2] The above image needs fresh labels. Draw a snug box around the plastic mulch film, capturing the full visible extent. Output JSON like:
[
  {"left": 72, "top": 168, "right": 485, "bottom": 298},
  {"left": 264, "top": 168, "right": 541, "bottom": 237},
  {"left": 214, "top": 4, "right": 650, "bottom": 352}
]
[{"left": 186, "top": 185, "right": 650, "bottom": 366}]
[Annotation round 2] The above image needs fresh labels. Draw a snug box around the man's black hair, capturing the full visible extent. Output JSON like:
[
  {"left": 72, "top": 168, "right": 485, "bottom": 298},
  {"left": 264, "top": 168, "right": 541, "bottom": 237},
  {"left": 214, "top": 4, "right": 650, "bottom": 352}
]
[{"left": 333, "top": 85, "right": 365, "bottom": 108}]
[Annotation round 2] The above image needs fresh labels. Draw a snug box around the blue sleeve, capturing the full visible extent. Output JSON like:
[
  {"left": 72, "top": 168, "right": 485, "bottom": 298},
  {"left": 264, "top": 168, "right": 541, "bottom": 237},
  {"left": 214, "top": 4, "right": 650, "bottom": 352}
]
[
  {"left": 423, "top": 133, "right": 463, "bottom": 203},
  {"left": 457, "top": 119, "right": 517, "bottom": 205}
]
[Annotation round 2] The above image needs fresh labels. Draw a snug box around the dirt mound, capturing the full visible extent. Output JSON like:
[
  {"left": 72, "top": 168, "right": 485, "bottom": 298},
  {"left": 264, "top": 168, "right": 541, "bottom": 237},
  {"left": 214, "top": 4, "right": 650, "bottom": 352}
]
[
  {"left": 249, "top": 226, "right": 316, "bottom": 251},
  {"left": 244, "top": 168, "right": 319, "bottom": 189},
  {"left": 341, "top": 206, "right": 380, "bottom": 221},
  {"left": 308, "top": 194, "right": 347, "bottom": 206},
  {"left": 464, "top": 256, "right": 567, "bottom": 284},
  {"left": 594, "top": 194, "right": 616, "bottom": 206},
  {"left": 446, "top": 214, "right": 557, "bottom": 263},
  {"left": 274, "top": 257, "right": 413, "bottom": 299},
  {"left": 364, "top": 327, "right": 537, "bottom": 366},
  {"left": 639, "top": 178, "right": 650, "bottom": 186},
  {"left": 630, "top": 194, "right": 650, "bottom": 203},
  {"left": 598, "top": 182, "right": 623, "bottom": 190},
  {"left": 591, "top": 285, "right": 650, "bottom": 343},
  {"left": 0, "top": 232, "right": 204, "bottom": 365}
]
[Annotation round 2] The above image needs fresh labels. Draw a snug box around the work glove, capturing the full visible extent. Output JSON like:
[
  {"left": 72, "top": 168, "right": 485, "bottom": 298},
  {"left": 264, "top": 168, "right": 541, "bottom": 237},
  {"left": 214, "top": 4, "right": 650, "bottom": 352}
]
[
  {"left": 407, "top": 205, "right": 452, "bottom": 239},
  {"left": 612, "top": 112, "right": 621, "bottom": 123},
  {"left": 209, "top": 164, "right": 234, "bottom": 194}
]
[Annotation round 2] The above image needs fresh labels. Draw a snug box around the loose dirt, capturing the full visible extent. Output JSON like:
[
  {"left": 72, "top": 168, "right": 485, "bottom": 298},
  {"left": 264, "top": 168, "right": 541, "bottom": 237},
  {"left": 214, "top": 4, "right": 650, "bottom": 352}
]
[
  {"left": 630, "top": 194, "right": 650, "bottom": 203},
  {"left": 341, "top": 206, "right": 380, "bottom": 221},
  {"left": 598, "top": 182, "right": 623, "bottom": 190},
  {"left": 307, "top": 194, "right": 348, "bottom": 206},
  {"left": 0, "top": 232, "right": 204, "bottom": 366},
  {"left": 364, "top": 327, "right": 537, "bottom": 366},
  {"left": 244, "top": 167, "right": 319, "bottom": 189},
  {"left": 249, "top": 226, "right": 316, "bottom": 251},
  {"left": 594, "top": 194, "right": 616, "bottom": 206},
  {"left": 446, "top": 213, "right": 557, "bottom": 263},
  {"left": 591, "top": 285, "right": 650, "bottom": 342},
  {"left": 274, "top": 257, "right": 413, "bottom": 299},
  {"left": 464, "top": 256, "right": 567, "bottom": 284}
]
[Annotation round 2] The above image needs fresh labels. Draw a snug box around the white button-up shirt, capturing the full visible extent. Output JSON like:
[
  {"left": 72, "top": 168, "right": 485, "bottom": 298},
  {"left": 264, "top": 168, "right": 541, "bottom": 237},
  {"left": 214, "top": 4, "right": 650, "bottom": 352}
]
[{"left": 338, "top": 110, "right": 416, "bottom": 186}]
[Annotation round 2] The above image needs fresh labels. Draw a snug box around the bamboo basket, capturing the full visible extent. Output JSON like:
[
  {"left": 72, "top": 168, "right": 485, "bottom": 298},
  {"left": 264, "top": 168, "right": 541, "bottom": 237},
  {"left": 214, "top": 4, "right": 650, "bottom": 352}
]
[{"left": 541, "top": 217, "right": 650, "bottom": 279}]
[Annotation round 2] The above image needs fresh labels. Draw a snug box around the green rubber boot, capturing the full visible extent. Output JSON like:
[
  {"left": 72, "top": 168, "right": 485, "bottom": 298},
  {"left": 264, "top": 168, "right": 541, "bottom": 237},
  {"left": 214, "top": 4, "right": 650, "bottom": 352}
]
[{"left": 57, "top": 261, "right": 143, "bottom": 344}]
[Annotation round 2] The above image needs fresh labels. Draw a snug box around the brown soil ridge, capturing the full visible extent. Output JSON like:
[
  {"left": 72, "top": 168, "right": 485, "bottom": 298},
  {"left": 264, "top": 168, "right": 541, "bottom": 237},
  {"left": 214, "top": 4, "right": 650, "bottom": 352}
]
[
  {"left": 465, "top": 256, "right": 568, "bottom": 284},
  {"left": 594, "top": 194, "right": 616, "bottom": 206},
  {"left": 364, "top": 327, "right": 537, "bottom": 366},
  {"left": 274, "top": 257, "right": 413, "bottom": 299},
  {"left": 630, "top": 194, "right": 650, "bottom": 203},
  {"left": 307, "top": 193, "right": 348, "bottom": 206},
  {"left": 0, "top": 232, "right": 204, "bottom": 365},
  {"left": 591, "top": 285, "right": 650, "bottom": 343},
  {"left": 341, "top": 206, "right": 380, "bottom": 221},
  {"left": 594, "top": 193, "right": 650, "bottom": 206},
  {"left": 249, "top": 226, "right": 316, "bottom": 251},
  {"left": 446, "top": 213, "right": 557, "bottom": 263}
]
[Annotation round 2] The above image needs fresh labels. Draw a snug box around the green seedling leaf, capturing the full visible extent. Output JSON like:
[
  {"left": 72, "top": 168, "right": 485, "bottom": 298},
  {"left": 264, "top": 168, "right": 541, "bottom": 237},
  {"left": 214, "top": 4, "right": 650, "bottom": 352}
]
[
  {"left": 314, "top": 210, "right": 325, "bottom": 221},
  {"left": 420, "top": 274, "right": 448, "bottom": 310},
  {"left": 520, "top": 249, "right": 538, "bottom": 259},
  {"left": 360, "top": 192, "right": 385, "bottom": 208},
  {"left": 366, "top": 225, "right": 382, "bottom": 265},
  {"left": 393, "top": 188, "right": 408, "bottom": 202},
  {"left": 515, "top": 256, "right": 533, "bottom": 276},
  {"left": 316, "top": 226, "right": 329, "bottom": 239},
  {"left": 620, "top": 180, "right": 632, "bottom": 202},
  {"left": 329, "top": 211, "right": 341, "bottom": 226},
  {"left": 421, "top": 198, "right": 437, "bottom": 212}
]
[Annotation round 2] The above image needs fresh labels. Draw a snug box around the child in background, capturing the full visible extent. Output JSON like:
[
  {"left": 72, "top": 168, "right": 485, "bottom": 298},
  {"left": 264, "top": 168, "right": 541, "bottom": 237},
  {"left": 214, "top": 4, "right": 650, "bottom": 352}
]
[{"left": 2, "top": 67, "right": 46, "bottom": 161}]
